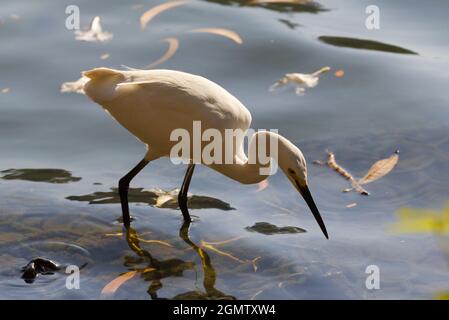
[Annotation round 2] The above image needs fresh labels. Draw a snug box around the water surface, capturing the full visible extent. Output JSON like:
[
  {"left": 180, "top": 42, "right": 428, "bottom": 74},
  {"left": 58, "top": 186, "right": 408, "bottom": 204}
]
[{"left": 1, "top": 0, "right": 449, "bottom": 299}]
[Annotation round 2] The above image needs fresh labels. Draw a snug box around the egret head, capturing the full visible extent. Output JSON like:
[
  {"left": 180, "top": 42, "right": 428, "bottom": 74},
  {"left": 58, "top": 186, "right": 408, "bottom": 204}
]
[{"left": 278, "top": 138, "right": 329, "bottom": 239}]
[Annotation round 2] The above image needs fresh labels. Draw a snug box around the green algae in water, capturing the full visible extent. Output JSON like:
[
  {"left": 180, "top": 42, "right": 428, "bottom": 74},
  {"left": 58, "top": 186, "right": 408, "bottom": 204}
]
[
  {"left": 245, "top": 222, "right": 306, "bottom": 235},
  {"left": 0, "top": 168, "right": 81, "bottom": 183}
]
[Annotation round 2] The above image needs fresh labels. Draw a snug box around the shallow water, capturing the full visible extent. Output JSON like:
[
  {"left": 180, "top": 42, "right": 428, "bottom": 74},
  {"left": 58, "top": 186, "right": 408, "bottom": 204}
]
[{"left": 1, "top": 0, "right": 449, "bottom": 299}]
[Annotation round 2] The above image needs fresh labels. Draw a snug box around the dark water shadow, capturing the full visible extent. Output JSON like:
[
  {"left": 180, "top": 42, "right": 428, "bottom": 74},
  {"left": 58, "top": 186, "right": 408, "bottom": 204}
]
[
  {"left": 245, "top": 222, "right": 306, "bottom": 235},
  {"left": 66, "top": 187, "right": 235, "bottom": 211},
  {"left": 0, "top": 168, "right": 81, "bottom": 183},
  {"left": 203, "top": 0, "right": 327, "bottom": 14},
  {"left": 278, "top": 18, "right": 302, "bottom": 30},
  {"left": 318, "top": 36, "right": 418, "bottom": 55},
  {"left": 125, "top": 223, "right": 235, "bottom": 300}
]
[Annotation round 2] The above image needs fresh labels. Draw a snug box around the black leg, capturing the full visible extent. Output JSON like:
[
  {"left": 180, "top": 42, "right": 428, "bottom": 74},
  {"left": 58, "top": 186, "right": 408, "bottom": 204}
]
[
  {"left": 119, "top": 158, "right": 149, "bottom": 227},
  {"left": 178, "top": 164, "right": 195, "bottom": 222}
]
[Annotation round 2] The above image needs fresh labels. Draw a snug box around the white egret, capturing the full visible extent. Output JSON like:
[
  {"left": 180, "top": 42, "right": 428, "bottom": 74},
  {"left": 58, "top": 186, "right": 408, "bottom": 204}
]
[{"left": 82, "top": 67, "right": 328, "bottom": 238}]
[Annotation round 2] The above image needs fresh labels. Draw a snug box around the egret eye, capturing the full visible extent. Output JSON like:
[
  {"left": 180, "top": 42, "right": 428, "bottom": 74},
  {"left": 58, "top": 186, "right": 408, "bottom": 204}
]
[{"left": 288, "top": 168, "right": 295, "bottom": 175}]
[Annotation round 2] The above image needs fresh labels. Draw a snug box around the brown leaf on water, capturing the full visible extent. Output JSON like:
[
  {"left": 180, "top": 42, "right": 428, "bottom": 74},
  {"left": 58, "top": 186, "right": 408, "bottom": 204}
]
[
  {"left": 335, "top": 69, "right": 345, "bottom": 77},
  {"left": 326, "top": 151, "right": 369, "bottom": 195},
  {"left": 190, "top": 28, "right": 243, "bottom": 44},
  {"left": 101, "top": 270, "right": 137, "bottom": 295},
  {"left": 140, "top": 0, "right": 189, "bottom": 30},
  {"left": 359, "top": 150, "right": 399, "bottom": 185},
  {"left": 147, "top": 38, "right": 179, "bottom": 68}
]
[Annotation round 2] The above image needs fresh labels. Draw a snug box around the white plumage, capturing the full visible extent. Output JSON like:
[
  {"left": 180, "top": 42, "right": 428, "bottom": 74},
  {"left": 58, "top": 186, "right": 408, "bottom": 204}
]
[{"left": 83, "top": 67, "right": 328, "bottom": 238}]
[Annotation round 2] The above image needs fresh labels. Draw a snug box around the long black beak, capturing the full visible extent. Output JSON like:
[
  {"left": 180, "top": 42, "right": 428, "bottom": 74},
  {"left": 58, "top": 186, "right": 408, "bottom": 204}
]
[{"left": 296, "top": 182, "right": 329, "bottom": 239}]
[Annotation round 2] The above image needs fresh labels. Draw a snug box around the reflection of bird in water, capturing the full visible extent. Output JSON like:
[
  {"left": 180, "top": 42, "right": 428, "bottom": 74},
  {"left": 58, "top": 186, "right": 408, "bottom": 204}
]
[
  {"left": 125, "top": 222, "right": 235, "bottom": 300},
  {"left": 83, "top": 67, "right": 328, "bottom": 238}
]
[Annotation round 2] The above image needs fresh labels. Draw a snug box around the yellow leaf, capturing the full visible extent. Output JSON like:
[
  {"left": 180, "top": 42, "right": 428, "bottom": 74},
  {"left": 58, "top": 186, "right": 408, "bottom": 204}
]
[
  {"left": 435, "top": 291, "right": 449, "bottom": 300},
  {"left": 101, "top": 271, "right": 137, "bottom": 295},
  {"left": 190, "top": 28, "right": 243, "bottom": 44},
  {"left": 389, "top": 206, "right": 449, "bottom": 235},
  {"left": 359, "top": 150, "right": 399, "bottom": 185},
  {"left": 140, "top": 1, "right": 189, "bottom": 29},
  {"left": 147, "top": 38, "right": 179, "bottom": 68}
]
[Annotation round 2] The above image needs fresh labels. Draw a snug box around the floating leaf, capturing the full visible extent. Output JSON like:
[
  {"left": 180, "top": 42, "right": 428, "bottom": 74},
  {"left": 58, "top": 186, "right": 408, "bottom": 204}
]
[
  {"left": 1, "top": 168, "right": 81, "bottom": 184},
  {"left": 60, "top": 76, "right": 88, "bottom": 94},
  {"left": 326, "top": 151, "right": 369, "bottom": 195},
  {"left": 1, "top": 88, "right": 10, "bottom": 94},
  {"left": 147, "top": 38, "right": 179, "bottom": 68},
  {"left": 318, "top": 36, "right": 417, "bottom": 55},
  {"left": 140, "top": 0, "right": 189, "bottom": 29},
  {"left": 435, "top": 291, "right": 449, "bottom": 300},
  {"left": 190, "top": 28, "right": 243, "bottom": 44},
  {"left": 346, "top": 202, "right": 357, "bottom": 208},
  {"left": 75, "top": 16, "right": 113, "bottom": 42},
  {"left": 334, "top": 69, "right": 345, "bottom": 77},
  {"left": 389, "top": 205, "right": 449, "bottom": 235},
  {"left": 269, "top": 66, "right": 330, "bottom": 96},
  {"left": 245, "top": 222, "right": 306, "bottom": 235},
  {"left": 101, "top": 270, "right": 137, "bottom": 295},
  {"left": 359, "top": 150, "right": 399, "bottom": 185}
]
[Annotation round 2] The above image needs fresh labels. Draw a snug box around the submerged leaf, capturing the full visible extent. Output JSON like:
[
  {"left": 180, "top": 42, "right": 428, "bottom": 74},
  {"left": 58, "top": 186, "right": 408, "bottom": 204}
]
[
  {"left": 140, "top": 0, "right": 189, "bottom": 29},
  {"left": 245, "top": 222, "right": 306, "bottom": 235},
  {"left": 269, "top": 66, "right": 330, "bottom": 96},
  {"left": 147, "top": 37, "right": 179, "bottom": 68},
  {"left": 101, "top": 270, "right": 137, "bottom": 295},
  {"left": 75, "top": 16, "right": 113, "bottom": 42},
  {"left": 190, "top": 28, "right": 243, "bottom": 44},
  {"left": 318, "top": 36, "right": 417, "bottom": 55},
  {"left": 1, "top": 168, "right": 81, "bottom": 184},
  {"left": 359, "top": 150, "right": 399, "bottom": 185},
  {"left": 389, "top": 205, "right": 449, "bottom": 235}
]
